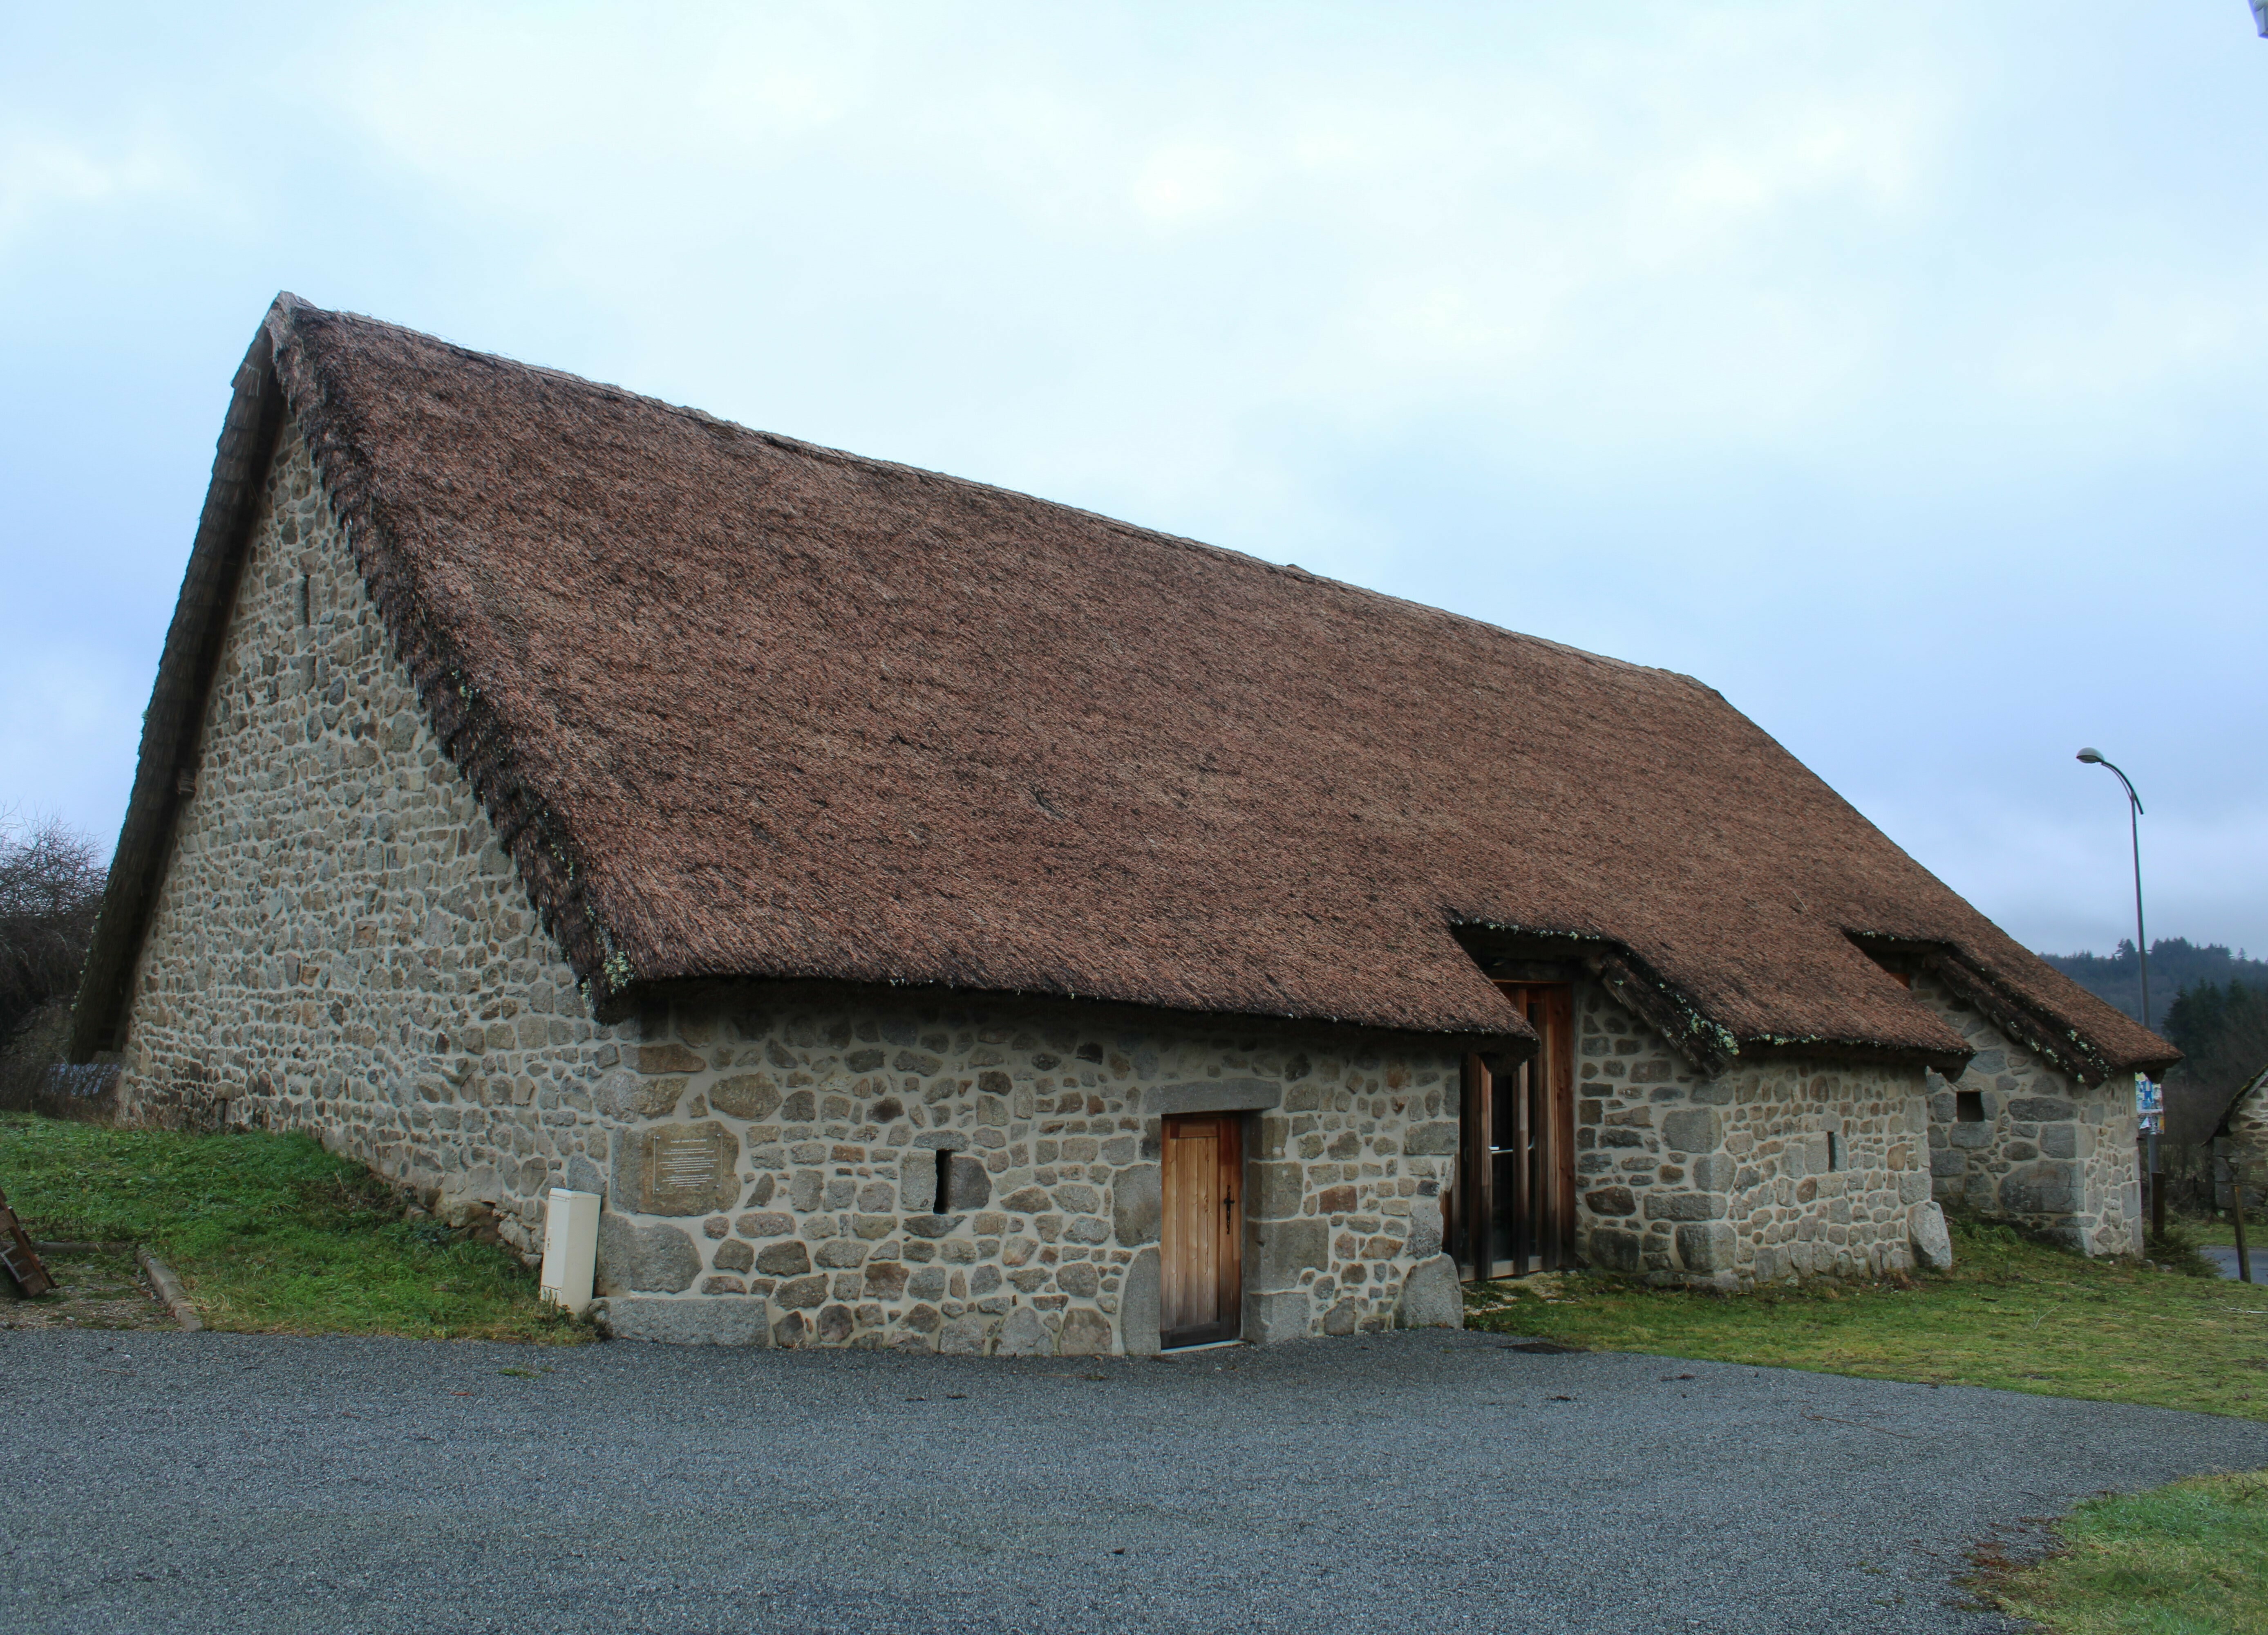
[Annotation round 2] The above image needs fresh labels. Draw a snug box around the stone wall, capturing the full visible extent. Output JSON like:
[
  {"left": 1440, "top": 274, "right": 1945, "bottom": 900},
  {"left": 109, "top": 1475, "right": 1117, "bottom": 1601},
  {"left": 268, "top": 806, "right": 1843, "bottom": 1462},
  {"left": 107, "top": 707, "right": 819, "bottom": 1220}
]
[
  {"left": 2223, "top": 1080, "right": 2268, "bottom": 1160},
  {"left": 590, "top": 987, "right": 1465, "bottom": 1352},
  {"left": 1909, "top": 970, "right": 2142, "bottom": 1255},
  {"left": 115, "top": 420, "right": 637, "bottom": 1255},
  {"left": 1572, "top": 983, "right": 1938, "bottom": 1288}
]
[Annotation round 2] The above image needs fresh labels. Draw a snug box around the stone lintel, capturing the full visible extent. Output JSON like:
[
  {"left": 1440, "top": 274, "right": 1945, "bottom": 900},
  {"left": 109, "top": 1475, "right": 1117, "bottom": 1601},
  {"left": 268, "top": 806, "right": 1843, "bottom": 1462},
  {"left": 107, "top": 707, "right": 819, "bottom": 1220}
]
[{"left": 1143, "top": 1078, "right": 1282, "bottom": 1116}]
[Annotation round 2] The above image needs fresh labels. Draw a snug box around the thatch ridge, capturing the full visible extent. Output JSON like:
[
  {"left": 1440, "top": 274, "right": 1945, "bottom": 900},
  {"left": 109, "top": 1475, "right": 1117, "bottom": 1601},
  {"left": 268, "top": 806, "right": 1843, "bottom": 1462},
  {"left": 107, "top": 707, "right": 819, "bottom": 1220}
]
[{"left": 73, "top": 295, "right": 2179, "bottom": 1082}]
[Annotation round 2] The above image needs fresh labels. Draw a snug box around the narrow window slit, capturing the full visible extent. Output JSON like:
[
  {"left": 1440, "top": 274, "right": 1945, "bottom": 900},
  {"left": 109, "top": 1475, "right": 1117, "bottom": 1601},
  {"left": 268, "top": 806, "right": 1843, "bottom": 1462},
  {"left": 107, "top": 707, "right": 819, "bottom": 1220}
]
[
  {"left": 1826, "top": 1132, "right": 1842, "bottom": 1172},
  {"left": 933, "top": 1149, "right": 953, "bottom": 1214}
]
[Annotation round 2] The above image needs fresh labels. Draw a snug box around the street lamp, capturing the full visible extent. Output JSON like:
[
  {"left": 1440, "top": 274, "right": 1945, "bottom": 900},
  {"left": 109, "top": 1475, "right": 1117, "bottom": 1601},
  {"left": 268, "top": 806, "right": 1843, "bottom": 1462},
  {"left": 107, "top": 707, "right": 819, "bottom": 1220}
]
[
  {"left": 2076, "top": 748, "right": 2150, "bottom": 1029},
  {"left": 2255, "top": 0, "right": 2268, "bottom": 40},
  {"left": 2078, "top": 746, "right": 2159, "bottom": 1239}
]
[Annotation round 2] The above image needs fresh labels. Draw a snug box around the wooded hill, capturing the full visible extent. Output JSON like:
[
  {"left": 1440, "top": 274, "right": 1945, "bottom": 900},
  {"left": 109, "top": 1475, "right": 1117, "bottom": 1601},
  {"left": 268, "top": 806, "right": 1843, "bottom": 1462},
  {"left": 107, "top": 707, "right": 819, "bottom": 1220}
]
[
  {"left": 2041, "top": 939, "right": 2268, "bottom": 1106},
  {"left": 2039, "top": 939, "right": 2266, "bottom": 1033}
]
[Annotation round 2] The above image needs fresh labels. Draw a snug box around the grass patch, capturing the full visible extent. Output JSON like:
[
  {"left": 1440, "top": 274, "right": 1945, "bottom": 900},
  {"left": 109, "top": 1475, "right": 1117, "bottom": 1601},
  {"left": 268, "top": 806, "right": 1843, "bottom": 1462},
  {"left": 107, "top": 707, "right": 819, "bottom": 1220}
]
[
  {"left": 1464, "top": 1218, "right": 2268, "bottom": 1421},
  {"left": 1973, "top": 1469, "right": 2268, "bottom": 1634},
  {"left": 0, "top": 1112, "right": 589, "bottom": 1343},
  {"left": 2177, "top": 1214, "right": 2245, "bottom": 1250}
]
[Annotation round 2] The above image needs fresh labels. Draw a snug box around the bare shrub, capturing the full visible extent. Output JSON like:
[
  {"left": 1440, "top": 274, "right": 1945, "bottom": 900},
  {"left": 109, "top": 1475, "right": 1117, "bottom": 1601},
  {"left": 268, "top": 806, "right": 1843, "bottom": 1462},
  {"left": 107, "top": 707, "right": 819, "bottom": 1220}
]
[{"left": 0, "top": 812, "right": 108, "bottom": 1109}]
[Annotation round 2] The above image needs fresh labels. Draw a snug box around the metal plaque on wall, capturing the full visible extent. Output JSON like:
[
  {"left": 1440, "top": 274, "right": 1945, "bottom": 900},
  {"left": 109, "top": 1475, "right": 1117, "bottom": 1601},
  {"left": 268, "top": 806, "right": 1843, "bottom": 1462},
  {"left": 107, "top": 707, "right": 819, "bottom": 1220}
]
[{"left": 625, "top": 1122, "right": 740, "bottom": 1216}]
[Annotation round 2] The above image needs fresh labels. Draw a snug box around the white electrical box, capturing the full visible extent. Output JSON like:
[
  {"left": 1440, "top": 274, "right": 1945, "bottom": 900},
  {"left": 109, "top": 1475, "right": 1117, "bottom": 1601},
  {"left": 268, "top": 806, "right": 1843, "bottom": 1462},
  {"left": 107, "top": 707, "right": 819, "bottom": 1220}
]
[{"left": 539, "top": 1187, "right": 601, "bottom": 1315}]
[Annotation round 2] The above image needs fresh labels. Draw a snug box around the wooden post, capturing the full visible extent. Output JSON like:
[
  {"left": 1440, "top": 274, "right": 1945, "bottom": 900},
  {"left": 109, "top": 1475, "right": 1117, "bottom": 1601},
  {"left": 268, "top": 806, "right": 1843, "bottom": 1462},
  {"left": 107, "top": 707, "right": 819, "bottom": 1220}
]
[{"left": 2234, "top": 1157, "right": 2254, "bottom": 1286}]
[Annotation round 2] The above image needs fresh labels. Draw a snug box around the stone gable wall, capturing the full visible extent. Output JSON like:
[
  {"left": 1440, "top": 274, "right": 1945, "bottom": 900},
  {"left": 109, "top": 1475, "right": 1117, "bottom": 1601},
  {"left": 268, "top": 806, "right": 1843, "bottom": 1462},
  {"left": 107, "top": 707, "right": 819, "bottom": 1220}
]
[
  {"left": 1572, "top": 984, "right": 1936, "bottom": 1286},
  {"left": 115, "top": 421, "right": 637, "bottom": 1254},
  {"left": 592, "top": 988, "right": 1464, "bottom": 1352},
  {"left": 1908, "top": 970, "right": 2141, "bottom": 1255}
]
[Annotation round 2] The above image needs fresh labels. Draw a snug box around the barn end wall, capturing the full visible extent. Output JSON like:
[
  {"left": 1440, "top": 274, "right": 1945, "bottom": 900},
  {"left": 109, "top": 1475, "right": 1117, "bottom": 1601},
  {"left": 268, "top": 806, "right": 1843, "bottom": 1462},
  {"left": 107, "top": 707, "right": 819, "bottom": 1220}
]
[
  {"left": 112, "top": 419, "right": 1467, "bottom": 1352},
  {"left": 1908, "top": 969, "right": 2142, "bottom": 1256},
  {"left": 1573, "top": 985, "right": 1939, "bottom": 1288}
]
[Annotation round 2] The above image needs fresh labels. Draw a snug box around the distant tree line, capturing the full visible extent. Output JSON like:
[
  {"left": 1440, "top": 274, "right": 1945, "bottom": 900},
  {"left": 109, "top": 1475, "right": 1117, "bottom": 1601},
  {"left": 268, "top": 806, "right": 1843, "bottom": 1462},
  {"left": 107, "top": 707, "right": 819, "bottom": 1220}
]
[
  {"left": 2038, "top": 938, "right": 2268, "bottom": 1035},
  {"left": 2161, "top": 980, "right": 2268, "bottom": 1109},
  {"left": 2041, "top": 937, "right": 2268, "bottom": 1113}
]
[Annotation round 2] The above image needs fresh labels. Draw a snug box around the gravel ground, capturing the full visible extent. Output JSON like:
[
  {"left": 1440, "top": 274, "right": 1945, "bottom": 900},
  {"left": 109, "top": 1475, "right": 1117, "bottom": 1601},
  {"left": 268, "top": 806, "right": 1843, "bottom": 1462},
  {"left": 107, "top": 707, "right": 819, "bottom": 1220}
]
[{"left": 5, "top": 1327, "right": 2262, "bottom": 1635}]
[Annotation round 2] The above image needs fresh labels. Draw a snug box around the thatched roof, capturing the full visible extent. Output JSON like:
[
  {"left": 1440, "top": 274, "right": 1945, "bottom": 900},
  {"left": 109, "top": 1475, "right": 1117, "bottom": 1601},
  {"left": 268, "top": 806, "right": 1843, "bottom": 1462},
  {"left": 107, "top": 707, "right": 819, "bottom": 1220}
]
[{"left": 70, "top": 296, "right": 2179, "bottom": 1081}]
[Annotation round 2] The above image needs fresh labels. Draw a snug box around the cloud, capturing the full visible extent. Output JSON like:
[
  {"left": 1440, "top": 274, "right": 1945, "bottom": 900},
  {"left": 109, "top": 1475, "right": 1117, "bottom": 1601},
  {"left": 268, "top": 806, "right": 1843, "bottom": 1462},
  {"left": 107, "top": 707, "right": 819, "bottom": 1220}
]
[
  {"left": 2, "top": 0, "right": 2261, "bottom": 953},
  {"left": 0, "top": 129, "right": 198, "bottom": 253},
  {"left": 288, "top": 2, "right": 1978, "bottom": 518}
]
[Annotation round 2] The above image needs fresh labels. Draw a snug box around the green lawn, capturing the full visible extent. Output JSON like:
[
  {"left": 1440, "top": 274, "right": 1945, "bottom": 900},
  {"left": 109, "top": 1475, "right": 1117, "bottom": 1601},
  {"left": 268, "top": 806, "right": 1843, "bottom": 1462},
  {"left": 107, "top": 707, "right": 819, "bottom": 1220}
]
[
  {"left": 1465, "top": 1218, "right": 2268, "bottom": 1422},
  {"left": 1974, "top": 1469, "right": 2268, "bottom": 1635},
  {"left": 0, "top": 1112, "right": 589, "bottom": 1342}
]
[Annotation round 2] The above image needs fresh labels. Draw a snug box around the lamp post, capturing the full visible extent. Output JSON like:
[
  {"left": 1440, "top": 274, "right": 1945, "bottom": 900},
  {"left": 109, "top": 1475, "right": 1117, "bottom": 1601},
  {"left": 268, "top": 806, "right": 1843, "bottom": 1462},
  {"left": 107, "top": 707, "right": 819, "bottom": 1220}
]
[{"left": 2078, "top": 746, "right": 2159, "bottom": 1238}]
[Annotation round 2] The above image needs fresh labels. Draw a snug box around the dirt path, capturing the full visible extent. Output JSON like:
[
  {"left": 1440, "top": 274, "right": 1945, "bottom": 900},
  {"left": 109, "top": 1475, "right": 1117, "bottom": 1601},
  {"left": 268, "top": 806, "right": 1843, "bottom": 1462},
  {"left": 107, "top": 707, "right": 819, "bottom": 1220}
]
[{"left": 0, "top": 1246, "right": 176, "bottom": 1331}]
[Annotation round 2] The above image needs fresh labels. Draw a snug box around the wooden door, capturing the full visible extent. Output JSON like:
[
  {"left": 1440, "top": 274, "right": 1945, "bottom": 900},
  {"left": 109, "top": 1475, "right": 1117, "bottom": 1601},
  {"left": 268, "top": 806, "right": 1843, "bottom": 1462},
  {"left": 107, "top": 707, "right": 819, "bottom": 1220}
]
[
  {"left": 1449, "top": 983, "right": 1576, "bottom": 1279},
  {"left": 1159, "top": 1113, "right": 1244, "bottom": 1348}
]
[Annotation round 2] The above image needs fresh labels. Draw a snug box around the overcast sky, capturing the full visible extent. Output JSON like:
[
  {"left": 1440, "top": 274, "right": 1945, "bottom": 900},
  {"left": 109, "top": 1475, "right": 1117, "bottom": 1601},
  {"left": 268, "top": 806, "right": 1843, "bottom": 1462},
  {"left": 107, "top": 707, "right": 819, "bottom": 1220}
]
[{"left": 3, "top": 2, "right": 2263, "bottom": 961}]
